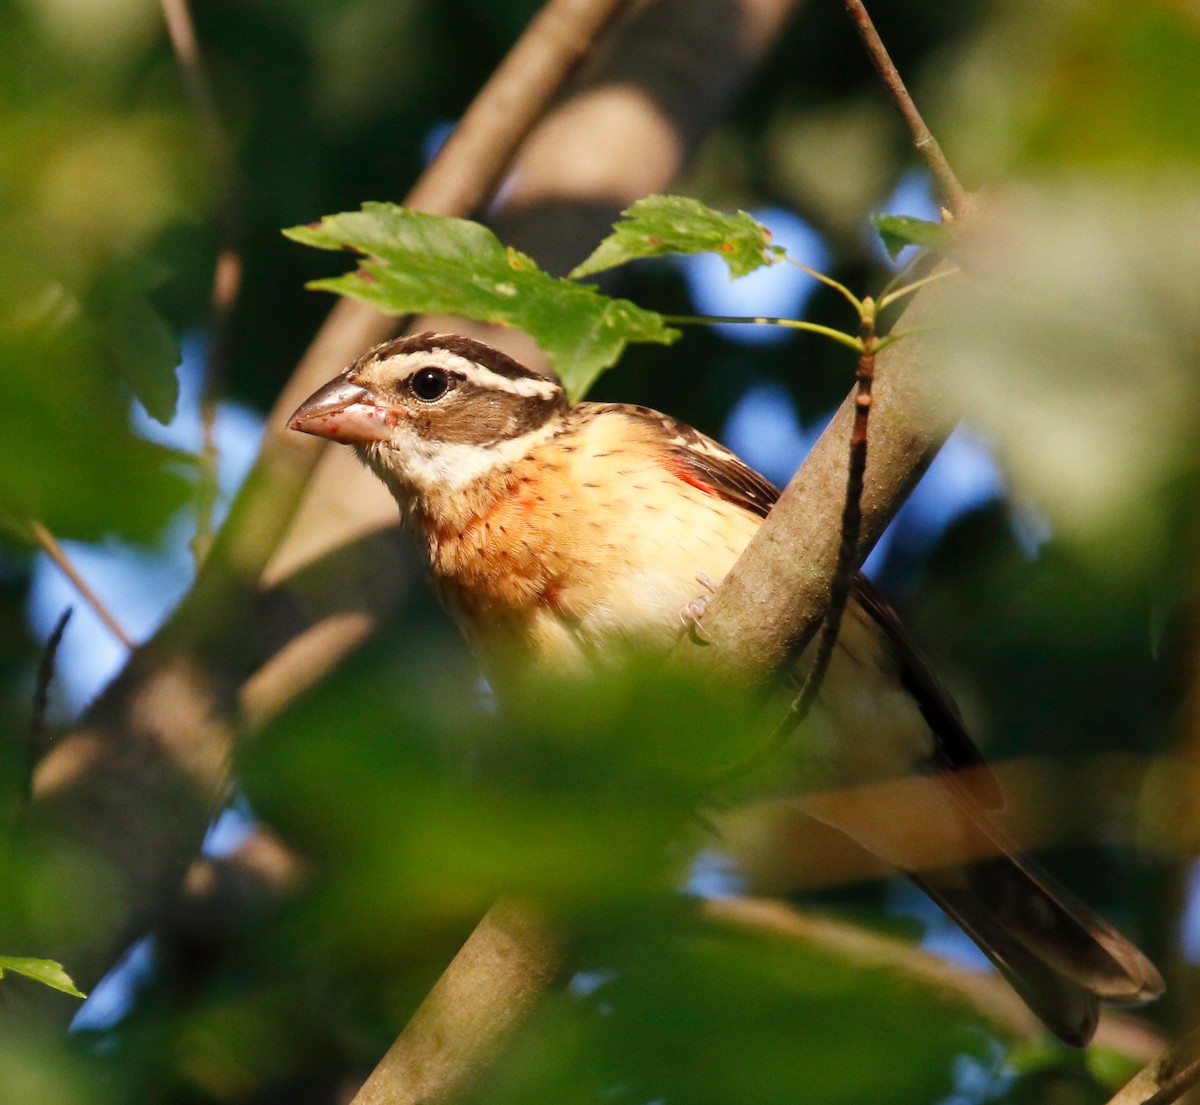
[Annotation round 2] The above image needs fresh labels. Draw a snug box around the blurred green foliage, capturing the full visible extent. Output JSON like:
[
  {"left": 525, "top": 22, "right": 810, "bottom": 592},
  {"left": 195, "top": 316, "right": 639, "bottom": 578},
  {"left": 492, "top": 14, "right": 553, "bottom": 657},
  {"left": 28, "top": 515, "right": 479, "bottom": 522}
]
[{"left": 1, "top": 0, "right": 1199, "bottom": 1101}]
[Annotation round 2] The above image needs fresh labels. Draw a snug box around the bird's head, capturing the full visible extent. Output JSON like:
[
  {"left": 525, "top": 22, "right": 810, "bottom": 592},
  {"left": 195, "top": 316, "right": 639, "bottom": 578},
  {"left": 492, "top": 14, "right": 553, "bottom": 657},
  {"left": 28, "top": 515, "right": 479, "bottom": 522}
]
[{"left": 288, "top": 332, "right": 569, "bottom": 503}]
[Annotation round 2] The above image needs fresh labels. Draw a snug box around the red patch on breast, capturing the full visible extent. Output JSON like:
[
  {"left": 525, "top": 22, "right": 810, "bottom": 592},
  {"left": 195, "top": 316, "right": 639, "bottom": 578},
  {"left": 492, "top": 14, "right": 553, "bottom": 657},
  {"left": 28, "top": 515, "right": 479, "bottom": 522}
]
[{"left": 660, "top": 453, "right": 719, "bottom": 498}]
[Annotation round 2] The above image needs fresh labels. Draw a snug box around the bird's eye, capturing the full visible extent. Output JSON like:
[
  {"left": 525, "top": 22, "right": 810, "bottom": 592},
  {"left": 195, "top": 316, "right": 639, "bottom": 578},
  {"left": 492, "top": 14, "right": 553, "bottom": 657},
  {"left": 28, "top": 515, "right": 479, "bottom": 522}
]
[{"left": 410, "top": 367, "right": 451, "bottom": 401}]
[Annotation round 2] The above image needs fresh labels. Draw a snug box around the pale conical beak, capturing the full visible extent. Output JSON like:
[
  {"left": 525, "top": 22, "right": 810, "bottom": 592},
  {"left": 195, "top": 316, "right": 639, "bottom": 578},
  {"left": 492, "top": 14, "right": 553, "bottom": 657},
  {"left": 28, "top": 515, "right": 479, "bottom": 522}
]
[{"left": 287, "top": 375, "right": 397, "bottom": 444}]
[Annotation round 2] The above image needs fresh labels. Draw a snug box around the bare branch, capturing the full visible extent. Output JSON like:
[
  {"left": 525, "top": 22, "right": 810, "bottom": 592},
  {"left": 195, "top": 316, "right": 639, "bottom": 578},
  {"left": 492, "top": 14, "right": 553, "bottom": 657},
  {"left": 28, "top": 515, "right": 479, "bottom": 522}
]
[
  {"left": 779, "top": 307, "right": 877, "bottom": 737},
  {"left": 843, "top": 0, "right": 968, "bottom": 215},
  {"left": 160, "top": 0, "right": 243, "bottom": 566},
  {"left": 160, "top": 0, "right": 221, "bottom": 149},
  {"left": 675, "top": 270, "right": 955, "bottom": 683},
  {"left": 1103, "top": 1028, "right": 1200, "bottom": 1105},
  {"left": 704, "top": 896, "right": 1164, "bottom": 1059},
  {"left": 29, "top": 521, "right": 132, "bottom": 649}
]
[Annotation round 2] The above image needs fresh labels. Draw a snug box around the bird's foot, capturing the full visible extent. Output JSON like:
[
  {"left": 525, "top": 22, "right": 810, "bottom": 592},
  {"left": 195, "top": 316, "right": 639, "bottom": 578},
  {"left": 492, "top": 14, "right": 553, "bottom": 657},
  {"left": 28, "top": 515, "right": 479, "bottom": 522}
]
[{"left": 679, "top": 573, "right": 718, "bottom": 644}]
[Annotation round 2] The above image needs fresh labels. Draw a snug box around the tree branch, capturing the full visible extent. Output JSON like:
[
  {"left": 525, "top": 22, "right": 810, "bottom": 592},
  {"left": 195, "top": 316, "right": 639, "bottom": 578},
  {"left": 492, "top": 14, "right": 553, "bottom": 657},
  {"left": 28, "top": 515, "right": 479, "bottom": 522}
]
[
  {"left": 1103, "top": 1028, "right": 1200, "bottom": 1105},
  {"left": 29, "top": 521, "right": 132, "bottom": 649},
  {"left": 843, "top": 0, "right": 968, "bottom": 215},
  {"left": 704, "top": 896, "right": 1164, "bottom": 1060},
  {"left": 349, "top": 901, "right": 565, "bottom": 1105},
  {"left": 674, "top": 274, "right": 954, "bottom": 682}
]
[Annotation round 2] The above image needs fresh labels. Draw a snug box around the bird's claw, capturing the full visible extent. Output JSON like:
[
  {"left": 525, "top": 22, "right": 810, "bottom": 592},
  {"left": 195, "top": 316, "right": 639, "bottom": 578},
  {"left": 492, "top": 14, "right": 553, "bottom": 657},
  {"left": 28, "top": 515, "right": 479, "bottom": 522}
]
[{"left": 679, "top": 574, "right": 718, "bottom": 644}]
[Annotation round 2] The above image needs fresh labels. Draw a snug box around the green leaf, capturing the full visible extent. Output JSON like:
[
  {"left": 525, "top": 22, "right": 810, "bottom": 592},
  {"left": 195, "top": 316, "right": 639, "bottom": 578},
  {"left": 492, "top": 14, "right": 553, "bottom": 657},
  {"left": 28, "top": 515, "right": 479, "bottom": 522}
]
[
  {"left": 0, "top": 956, "right": 86, "bottom": 999},
  {"left": 88, "top": 258, "right": 181, "bottom": 425},
  {"left": 0, "top": 325, "right": 191, "bottom": 544},
  {"left": 570, "top": 195, "right": 785, "bottom": 280},
  {"left": 871, "top": 214, "right": 948, "bottom": 259},
  {"left": 285, "top": 205, "right": 678, "bottom": 402}
]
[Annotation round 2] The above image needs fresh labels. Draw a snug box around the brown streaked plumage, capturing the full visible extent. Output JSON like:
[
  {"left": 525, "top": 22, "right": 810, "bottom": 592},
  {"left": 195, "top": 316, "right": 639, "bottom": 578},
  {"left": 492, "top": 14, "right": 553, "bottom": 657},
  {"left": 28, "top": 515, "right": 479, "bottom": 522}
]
[{"left": 289, "top": 332, "right": 1163, "bottom": 1046}]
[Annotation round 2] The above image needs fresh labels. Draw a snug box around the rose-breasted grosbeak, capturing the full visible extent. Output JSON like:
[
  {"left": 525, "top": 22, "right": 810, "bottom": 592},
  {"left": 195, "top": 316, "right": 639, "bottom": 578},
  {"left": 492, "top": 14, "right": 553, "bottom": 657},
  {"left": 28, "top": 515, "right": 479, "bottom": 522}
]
[{"left": 289, "top": 331, "right": 1162, "bottom": 1045}]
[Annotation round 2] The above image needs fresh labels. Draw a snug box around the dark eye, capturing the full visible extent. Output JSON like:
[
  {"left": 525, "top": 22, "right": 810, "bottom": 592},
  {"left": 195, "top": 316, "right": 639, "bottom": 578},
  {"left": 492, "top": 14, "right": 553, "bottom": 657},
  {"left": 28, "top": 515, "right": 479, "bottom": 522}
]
[{"left": 410, "top": 367, "right": 451, "bottom": 401}]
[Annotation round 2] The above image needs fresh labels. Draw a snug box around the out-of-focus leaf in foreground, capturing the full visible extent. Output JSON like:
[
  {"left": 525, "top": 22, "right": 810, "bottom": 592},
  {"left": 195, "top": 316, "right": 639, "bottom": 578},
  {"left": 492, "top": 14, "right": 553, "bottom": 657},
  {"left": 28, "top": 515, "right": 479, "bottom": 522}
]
[
  {"left": 470, "top": 911, "right": 993, "bottom": 1105},
  {"left": 244, "top": 649, "right": 768, "bottom": 940},
  {"left": 243, "top": 645, "right": 997, "bottom": 1103},
  {"left": 285, "top": 205, "right": 678, "bottom": 401},
  {"left": 0, "top": 92, "right": 205, "bottom": 543},
  {"left": 0, "top": 325, "right": 190, "bottom": 543},
  {"left": 939, "top": 2, "right": 1200, "bottom": 179},
  {"left": 569, "top": 195, "right": 785, "bottom": 280},
  {"left": 88, "top": 258, "right": 181, "bottom": 425},
  {"left": 927, "top": 181, "right": 1200, "bottom": 576}
]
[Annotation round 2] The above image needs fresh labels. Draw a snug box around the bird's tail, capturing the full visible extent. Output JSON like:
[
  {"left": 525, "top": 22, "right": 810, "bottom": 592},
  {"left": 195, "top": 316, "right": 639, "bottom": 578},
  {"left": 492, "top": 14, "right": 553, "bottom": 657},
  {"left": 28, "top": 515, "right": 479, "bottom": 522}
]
[{"left": 912, "top": 850, "right": 1164, "bottom": 1047}]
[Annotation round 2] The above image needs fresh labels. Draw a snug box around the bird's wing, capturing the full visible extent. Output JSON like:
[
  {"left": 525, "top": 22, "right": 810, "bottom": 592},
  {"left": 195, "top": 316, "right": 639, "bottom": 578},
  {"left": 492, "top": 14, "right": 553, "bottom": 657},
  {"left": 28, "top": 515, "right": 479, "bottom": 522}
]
[
  {"left": 852, "top": 574, "right": 1003, "bottom": 809},
  {"left": 640, "top": 407, "right": 1002, "bottom": 808},
  {"left": 639, "top": 410, "right": 783, "bottom": 520}
]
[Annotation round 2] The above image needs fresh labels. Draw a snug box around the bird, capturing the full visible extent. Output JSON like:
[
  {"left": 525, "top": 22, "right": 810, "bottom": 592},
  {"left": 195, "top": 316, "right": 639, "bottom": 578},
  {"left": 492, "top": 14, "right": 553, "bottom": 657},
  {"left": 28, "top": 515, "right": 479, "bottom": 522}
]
[{"left": 289, "top": 330, "right": 1163, "bottom": 1045}]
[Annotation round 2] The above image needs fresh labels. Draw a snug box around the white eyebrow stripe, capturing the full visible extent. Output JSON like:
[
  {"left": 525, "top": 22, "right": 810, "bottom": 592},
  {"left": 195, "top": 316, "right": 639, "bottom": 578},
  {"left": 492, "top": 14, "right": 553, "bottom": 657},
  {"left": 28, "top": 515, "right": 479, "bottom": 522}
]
[
  {"left": 376, "top": 348, "right": 562, "bottom": 400},
  {"left": 452, "top": 361, "right": 562, "bottom": 399}
]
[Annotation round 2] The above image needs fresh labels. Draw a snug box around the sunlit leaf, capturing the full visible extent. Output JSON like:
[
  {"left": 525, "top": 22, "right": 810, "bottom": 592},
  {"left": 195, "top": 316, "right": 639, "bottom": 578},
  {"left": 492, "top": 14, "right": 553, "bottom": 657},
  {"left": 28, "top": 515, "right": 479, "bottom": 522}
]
[
  {"left": 285, "top": 205, "right": 678, "bottom": 401},
  {"left": 0, "top": 956, "right": 86, "bottom": 998},
  {"left": 570, "top": 195, "right": 785, "bottom": 280}
]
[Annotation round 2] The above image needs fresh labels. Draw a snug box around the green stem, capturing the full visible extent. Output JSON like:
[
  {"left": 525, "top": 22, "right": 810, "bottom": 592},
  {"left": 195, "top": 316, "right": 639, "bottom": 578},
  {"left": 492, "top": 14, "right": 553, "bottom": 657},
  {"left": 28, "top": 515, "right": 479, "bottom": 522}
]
[
  {"left": 877, "top": 266, "right": 956, "bottom": 312},
  {"left": 660, "top": 314, "right": 863, "bottom": 353},
  {"left": 782, "top": 256, "right": 863, "bottom": 313}
]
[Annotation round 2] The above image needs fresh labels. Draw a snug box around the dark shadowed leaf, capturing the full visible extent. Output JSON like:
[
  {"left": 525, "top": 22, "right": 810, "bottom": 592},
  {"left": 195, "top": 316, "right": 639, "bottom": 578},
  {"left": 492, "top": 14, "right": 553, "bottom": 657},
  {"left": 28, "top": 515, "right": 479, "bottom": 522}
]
[
  {"left": 0, "top": 327, "right": 190, "bottom": 543},
  {"left": 470, "top": 912, "right": 994, "bottom": 1105},
  {"left": 88, "top": 258, "right": 181, "bottom": 425},
  {"left": 871, "top": 214, "right": 948, "bottom": 259}
]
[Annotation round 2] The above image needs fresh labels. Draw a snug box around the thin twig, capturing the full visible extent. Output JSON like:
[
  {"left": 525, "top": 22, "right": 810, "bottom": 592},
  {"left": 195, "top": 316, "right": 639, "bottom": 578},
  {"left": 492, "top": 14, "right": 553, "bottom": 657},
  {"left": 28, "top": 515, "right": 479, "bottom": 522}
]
[
  {"left": 778, "top": 306, "right": 877, "bottom": 738},
  {"left": 161, "top": 0, "right": 242, "bottom": 566},
  {"left": 160, "top": 0, "right": 221, "bottom": 146},
  {"left": 29, "top": 521, "right": 133, "bottom": 649},
  {"left": 660, "top": 313, "right": 862, "bottom": 351},
  {"left": 1103, "top": 1027, "right": 1200, "bottom": 1105},
  {"left": 27, "top": 608, "right": 72, "bottom": 800},
  {"left": 783, "top": 255, "right": 863, "bottom": 312},
  {"left": 843, "top": 0, "right": 969, "bottom": 215}
]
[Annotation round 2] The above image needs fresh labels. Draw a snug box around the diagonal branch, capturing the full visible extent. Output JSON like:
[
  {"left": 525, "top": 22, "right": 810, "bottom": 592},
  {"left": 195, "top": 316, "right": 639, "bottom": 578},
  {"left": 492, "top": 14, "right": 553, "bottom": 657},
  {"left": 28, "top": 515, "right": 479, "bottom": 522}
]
[
  {"left": 29, "top": 521, "right": 133, "bottom": 649},
  {"left": 349, "top": 901, "right": 566, "bottom": 1105},
  {"left": 674, "top": 277, "right": 953, "bottom": 683},
  {"left": 161, "top": 0, "right": 244, "bottom": 565},
  {"left": 843, "top": 0, "right": 968, "bottom": 214},
  {"left": 1103, "top": 1027, "right": 1200, "bottom": 1105}
]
